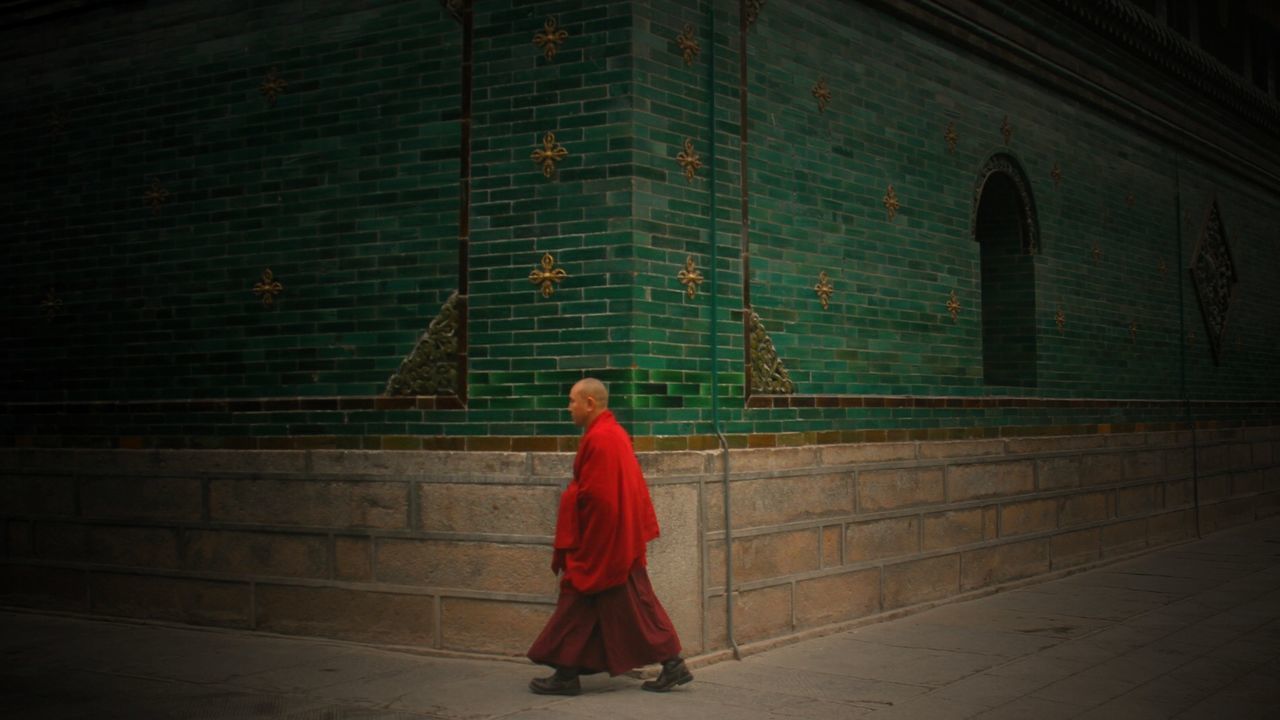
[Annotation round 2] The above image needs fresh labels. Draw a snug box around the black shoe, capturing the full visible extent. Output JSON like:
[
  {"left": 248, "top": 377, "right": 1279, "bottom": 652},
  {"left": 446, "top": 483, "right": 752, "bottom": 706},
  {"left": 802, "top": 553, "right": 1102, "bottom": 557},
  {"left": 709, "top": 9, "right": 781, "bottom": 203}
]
[
  {"left": 641, "top": 658, "right": 693, "bottom": 692},
  {"left": 529, "top": 669, "right": 581, "bottom": 696}
]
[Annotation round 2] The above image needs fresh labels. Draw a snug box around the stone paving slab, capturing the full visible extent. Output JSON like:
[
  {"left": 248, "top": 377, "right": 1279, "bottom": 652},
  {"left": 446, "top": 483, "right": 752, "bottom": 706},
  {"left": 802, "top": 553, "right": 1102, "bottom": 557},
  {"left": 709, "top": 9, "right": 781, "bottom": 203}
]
[
  {"left": 695, "top": 660, "right": 929, "bottom": 708},
  {"left": 3, "top": 515, "right": 1280, "bottom": 719}
]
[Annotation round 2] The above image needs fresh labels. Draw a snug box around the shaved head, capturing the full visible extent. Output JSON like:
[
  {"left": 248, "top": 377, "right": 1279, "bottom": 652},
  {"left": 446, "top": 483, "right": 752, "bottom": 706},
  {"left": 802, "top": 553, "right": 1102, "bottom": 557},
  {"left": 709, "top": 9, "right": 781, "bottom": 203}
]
[
  {"left": 573, "top": 378, "right": 609, "bottom": 407},
  {"left": 568, "top": 378, "right": 609, "bottom": 427}
]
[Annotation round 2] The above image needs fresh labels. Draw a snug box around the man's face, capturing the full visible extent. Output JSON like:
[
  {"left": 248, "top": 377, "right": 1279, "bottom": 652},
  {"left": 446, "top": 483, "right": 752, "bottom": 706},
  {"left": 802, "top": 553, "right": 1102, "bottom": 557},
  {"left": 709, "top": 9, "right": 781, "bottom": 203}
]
[{"left": 568, "top": 385, "right": 593, "bottom": 427}]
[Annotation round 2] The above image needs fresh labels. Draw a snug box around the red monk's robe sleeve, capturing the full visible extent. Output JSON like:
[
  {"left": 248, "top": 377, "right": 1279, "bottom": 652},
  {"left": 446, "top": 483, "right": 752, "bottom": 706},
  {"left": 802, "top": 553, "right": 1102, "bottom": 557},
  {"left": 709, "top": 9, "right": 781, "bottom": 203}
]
[
  {"left": 557, "top": 414, "right": 660, "bottom": 594},
  {"left": 563, "top": 433, "right": 621, "bottom": 593}
]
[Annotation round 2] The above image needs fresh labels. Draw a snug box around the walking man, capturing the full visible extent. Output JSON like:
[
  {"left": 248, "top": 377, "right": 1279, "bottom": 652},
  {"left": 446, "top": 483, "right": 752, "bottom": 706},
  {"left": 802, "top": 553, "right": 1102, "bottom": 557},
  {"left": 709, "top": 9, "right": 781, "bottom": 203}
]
[{"left": 526, "top": 378, "right": 693, "bottom": 695}]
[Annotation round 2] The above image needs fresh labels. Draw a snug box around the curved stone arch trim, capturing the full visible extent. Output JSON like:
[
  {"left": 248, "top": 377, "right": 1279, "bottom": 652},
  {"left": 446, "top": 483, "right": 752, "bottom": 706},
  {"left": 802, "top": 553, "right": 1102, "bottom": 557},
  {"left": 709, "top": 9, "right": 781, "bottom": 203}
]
[{"left": 970, "top": 152, "right": 1041, "bottom": 254}]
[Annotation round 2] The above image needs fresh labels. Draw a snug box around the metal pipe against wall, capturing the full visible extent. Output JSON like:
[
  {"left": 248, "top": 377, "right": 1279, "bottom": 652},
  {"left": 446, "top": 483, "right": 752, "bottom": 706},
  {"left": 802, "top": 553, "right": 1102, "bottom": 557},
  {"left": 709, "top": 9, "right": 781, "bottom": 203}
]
[
  {"left": 1174, "top": 158, "right": 1202, "bottom": 538},
  {"left": 710, "top": 0, "right": 740, "bottom": 661}
]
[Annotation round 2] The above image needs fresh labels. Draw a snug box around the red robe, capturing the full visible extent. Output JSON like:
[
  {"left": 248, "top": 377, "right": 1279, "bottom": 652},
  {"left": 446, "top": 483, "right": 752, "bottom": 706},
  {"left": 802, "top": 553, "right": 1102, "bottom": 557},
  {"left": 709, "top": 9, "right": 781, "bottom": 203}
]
[
  {"left": 528, "top": 411, "right": 681, "bottom": 675},
  {"left": 552, "top": 410, "right": 660, "bottom": 594}
]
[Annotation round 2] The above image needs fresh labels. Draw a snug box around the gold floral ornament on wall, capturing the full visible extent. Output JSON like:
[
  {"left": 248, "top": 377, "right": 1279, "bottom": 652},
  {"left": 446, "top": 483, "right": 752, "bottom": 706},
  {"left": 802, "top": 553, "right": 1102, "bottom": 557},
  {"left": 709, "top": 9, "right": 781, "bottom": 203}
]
[
  {"left": 677, "top": 256, "right": 703, "bottom": 298},
  {"left": 531, "top": 131, "right": 568, "bottom": 178},
  {"left": 944, "top": 121, "right": 958, "bottom": 154},
  {"left": 745, "top": 0, "right": 764, "bottom": 27},
  {"left": 253, "top": 269, "right": 283, "bottom": 306},
  {"left": 811, "top": 77, "right": 831, "bottom": 113},
  {"left": 534, "top": 17, "right": 568, "bottom": 62},
  {"left": 1129, "top": 320, "right": 1138, "bottom": 343},
  {"left": 260, "top": 67, "right": 287, "bottom": 106},
  {"left": 1091, "top": 240, "right": 1103, "bottom": 265},
  {"left": 883, "top": 184, "right": 900, "bottom": 221},
  {"left": 676, "top": 139, "right": 702, "bottom": 182},
  {"left": 946, "top": 290, "right": 961, "bottom": 321},
  {"left": 814, "top": 271, "right": 834, "bottom": 310},
  {"left": 1000, "top": 115, "right": 1013, "bottom": 145},
  {"left": 1055, "top": 307, "right": 1065, "bottom": 334},
  {"left": 40, "top": 286, "right": 63, "bottom": 320},
  {"left": 1051, "top": 163, "right": 1062, "bottom": 188},
  {"left": 144, "top": 178, "right": 169, "bottom": 212},
  {"left": 529, "top": 253, "right": 567, "bottom": 297},
  {"left": 676, "top": 23, "right": 700, "bottom": 66}
]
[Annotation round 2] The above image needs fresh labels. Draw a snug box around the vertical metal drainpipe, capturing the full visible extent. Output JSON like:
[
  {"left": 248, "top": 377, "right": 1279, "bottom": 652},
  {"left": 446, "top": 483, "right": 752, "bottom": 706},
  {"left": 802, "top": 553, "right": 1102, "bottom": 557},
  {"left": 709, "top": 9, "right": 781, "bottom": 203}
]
[
  {"left": 709, "top": 0, "right": 740, "bottom": 661},
  {"left": 1174, "top": 158, "right": 1202, "bottom": 538}
]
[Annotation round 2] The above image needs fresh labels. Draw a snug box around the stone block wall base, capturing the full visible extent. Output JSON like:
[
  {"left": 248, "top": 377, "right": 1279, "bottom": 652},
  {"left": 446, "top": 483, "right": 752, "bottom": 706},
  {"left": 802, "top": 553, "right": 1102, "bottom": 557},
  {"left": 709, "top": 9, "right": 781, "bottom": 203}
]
[{"left": 2, "top": 428, "right": 1278, "bottom": 660}]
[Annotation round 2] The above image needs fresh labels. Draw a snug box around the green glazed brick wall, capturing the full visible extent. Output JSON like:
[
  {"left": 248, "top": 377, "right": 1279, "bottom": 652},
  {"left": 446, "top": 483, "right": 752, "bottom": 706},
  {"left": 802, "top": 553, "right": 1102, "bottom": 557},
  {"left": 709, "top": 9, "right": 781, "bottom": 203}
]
[
  {"left": 464, "top": 0, "right": 638, "bottom": 438},
  {"left": 627, "top": 0, "right": 744, "bottom": 440},
  {"left": 625, "top": 0, "right": 1279, "bottom": 439},
  {"left": 2, "top": 0, "right": 461, "bottom": 401},
  {"left": 738, "top": 0, "right": 1277, "bottom": 399},
  {"left": 2, "top": 0, "right": 1277, "bottom": 446}
]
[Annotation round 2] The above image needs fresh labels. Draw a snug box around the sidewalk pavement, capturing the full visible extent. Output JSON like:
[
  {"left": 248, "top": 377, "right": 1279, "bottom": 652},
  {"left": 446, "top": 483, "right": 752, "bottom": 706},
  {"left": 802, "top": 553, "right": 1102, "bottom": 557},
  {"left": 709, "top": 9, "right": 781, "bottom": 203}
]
[{"left": 4, "top": 516, "right": 1279, "bottom": 719}]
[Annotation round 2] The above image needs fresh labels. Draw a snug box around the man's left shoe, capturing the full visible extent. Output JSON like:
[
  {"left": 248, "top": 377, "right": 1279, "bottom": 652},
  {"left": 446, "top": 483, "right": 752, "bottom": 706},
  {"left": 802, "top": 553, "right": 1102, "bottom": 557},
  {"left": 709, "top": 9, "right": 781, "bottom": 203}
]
[
  {"left": 529, "top": 670, "right": 581, "bottom": 695},
  {"left": 641, "top": 658, "right": 693, "bottom": 692}
]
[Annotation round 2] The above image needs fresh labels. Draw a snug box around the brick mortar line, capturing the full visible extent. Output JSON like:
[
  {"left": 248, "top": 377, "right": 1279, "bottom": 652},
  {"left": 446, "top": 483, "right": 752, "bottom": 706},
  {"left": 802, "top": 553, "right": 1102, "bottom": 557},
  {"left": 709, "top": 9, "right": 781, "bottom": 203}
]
[
  {"left": 5, "top": 431, "right": 1270, "bottom": 464},
  {"left": 0, "top": 559, "right": 559, "bottom": 604},
  {"left": 703, "top": 478, "right": 1218, "bottom": 540},
  {"left": 5, "top": 425, "right": 1277, "bottom": 452},
  {"left": 1, "top": 515, "right": 556, "bottom": 546},
  {"left": 704, "top": 521, "right": 1205, "bottom": 596}
]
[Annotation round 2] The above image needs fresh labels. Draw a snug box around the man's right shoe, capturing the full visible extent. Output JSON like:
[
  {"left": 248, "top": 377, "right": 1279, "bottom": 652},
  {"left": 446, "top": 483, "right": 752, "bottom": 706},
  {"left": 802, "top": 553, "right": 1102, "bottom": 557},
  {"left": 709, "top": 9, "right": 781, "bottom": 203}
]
[
  {"left": 529, "top": 671, "right": 581, "bottom": 696},
  {"left": 641, "top": 658, "right": 693, "bottom": 692}
]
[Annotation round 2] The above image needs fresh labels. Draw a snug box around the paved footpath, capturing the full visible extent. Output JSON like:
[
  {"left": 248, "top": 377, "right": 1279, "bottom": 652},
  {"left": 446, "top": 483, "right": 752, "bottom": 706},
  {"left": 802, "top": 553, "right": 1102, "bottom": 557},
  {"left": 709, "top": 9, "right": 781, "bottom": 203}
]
[{"left": 4, "top": 516, "right": 1279, "bottom": 719}]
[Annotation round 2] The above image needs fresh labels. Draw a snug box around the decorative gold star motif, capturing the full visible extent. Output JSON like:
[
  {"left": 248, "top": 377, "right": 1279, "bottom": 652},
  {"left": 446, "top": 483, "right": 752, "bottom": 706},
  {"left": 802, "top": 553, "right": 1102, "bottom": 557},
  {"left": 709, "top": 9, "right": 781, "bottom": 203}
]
[
  {"left": 1000, "top": 115, "right": 1013, "bottom": 145},
  {"left": 1055, "top": 308, "right": 1065, "bottom": 334},
  {"left": 1129, "top": 320, "right": 1138, "bottom": 343},
  {"left": 814, "top": 271, "right": 834, "bottom": 310},
  {"left": 534, "top": 16, "right": 568, "bottom": 62},
  {"left": 1091, "top": 241, "right": 1103, "bottom": 265},
  {"left": 811, "top": 77, "right": 831, "bottom": 113},
  {"left": 883, "top": 184, "right": 900, "bottom": 222},
  {"left": 253, "top": 269, "right": 283, "bottom": 306},
  {"left": 144, "top": 179, "right": 169, "bottom": 212},
  {"left": 531, "top": 131, "right": 568, "bottom": 178},
  {"left": 260, "top": 67, "right": 287, "bottom": 106},
  {"left": 946, "top": 290, "right": 961, "bottom": 321},
  {"left": 676, "top": 23, "right": 700, "bottom": 66},
  {"left": 677, "top": 256, "right": 703, "bottom": 299},
  {"left": 529, "top": 253, "right": 568, "bottom": 297},
  {"left": 676, "top": 139, "right": 702, "bottom": 182},
  {"left": 944, "top": 121, "right": 958, "bottom": 154},
  {"left": 40, "top": 287, "right": 63, "bottom": 320},
  {"left": 1051, "top": 163, "right": 1062, "bottom": 188}
]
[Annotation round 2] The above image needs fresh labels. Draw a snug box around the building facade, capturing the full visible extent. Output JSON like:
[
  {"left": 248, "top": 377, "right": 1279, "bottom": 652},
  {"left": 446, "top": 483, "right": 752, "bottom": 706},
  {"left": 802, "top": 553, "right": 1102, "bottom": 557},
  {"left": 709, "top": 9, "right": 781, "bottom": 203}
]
[{"left": 3, "top": 0, "right": 1278, "bottom": 659}]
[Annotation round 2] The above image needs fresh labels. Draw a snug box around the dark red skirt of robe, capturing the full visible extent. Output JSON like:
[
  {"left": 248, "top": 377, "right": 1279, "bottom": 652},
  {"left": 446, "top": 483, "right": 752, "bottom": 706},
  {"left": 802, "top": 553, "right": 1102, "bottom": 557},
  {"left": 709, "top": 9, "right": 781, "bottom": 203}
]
[{"left": 527, "top": 561, "right": 682, "bottom": 677}]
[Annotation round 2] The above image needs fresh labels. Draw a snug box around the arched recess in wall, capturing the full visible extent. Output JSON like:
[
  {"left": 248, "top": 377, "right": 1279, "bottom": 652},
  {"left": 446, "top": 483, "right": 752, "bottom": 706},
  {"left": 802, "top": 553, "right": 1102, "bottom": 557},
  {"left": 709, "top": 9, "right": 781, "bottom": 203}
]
[{"left": 971, "top": 153, "right": 1040, "bottom": 388}]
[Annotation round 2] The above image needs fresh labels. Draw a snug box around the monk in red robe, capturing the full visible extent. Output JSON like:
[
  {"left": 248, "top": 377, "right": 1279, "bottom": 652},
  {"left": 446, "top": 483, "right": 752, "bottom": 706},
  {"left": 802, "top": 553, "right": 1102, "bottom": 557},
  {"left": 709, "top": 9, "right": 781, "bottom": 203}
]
[{"left": 526, "top": 378, "right": 692, "bottom": 695}]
